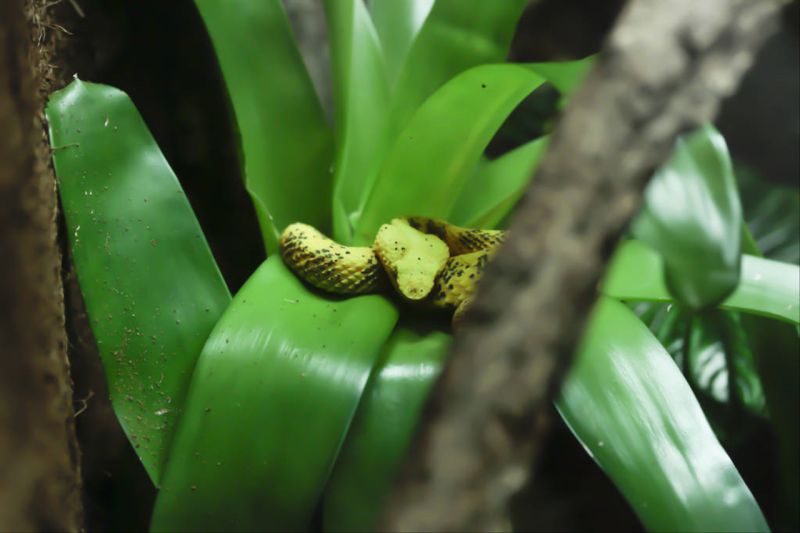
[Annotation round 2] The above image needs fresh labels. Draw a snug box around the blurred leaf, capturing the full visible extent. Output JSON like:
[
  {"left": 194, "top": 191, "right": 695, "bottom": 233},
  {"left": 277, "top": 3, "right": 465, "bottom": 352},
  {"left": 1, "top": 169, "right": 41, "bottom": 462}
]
[
  {"left": 151, "top": 258, "right": 398, "bottom": 531},
  {"left": 558, "top": 298, "right": 768, "bottom": 532},
  {"left": 742, "top": 314, "right": 800, "bottom": 530},
  {"left": 633, "top": 124, "right": 742, "bottom": 309},
  {"left": 389, "top": 0, "right": 528, "bottom": 134},
  {"left": 450, "top": 136, "right": 548, "bottom": 228},
  {"left": 325, "top": 0, "right": 391, "bottom": 244},
  {"left": 323, "top": 320, "right": 452, "bottom": 531},
  {"left": 632, "top": 303, "right": 767, "bottom": 422},
  {"left": 604, "top": 240, "right": 800, "bottom": 324},
  {"left": 525, "top": 55, "right": 595, "bottom": 97},
  {"left": 355, "top": 64, "right": 545, "bottom": 243},
  {"left": 47, "top": 79, "right": 231, "bottom": 485},
  {"left": 196, "top": 0, "right": 333, "bottom": 254},
  {"left": 736, "top": 164, "right": 800, "bottom": 265},
  {"left": 367, "top": 0, "right": 435, "bottom": 85}
]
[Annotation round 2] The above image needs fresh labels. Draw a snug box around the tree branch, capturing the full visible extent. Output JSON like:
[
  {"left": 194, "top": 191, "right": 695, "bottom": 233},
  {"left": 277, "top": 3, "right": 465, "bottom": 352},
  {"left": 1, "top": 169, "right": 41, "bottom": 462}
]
[{"left": 380, "top": 0, "right": 784, "bottom": 530}]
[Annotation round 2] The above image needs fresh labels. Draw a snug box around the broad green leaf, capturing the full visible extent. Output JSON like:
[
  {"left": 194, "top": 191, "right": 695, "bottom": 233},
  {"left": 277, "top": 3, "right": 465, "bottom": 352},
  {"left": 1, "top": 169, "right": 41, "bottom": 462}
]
[
  {"left": 46, "top": 79, "right": 231, "bottom": 485},
  {"left": 450, "top": 136, "right": 548, "bottom": 228},
  {"left": 355, "top": 64, "right": 545, "bottom": 243},
  {"left": 367, "top": 0, "right": 435, "bottom": 85},
  {"left": 604, "top": 240, "right": 800, "bottom": 324},
  {"left": 389, "top": 0, "right": 528, "bottom": 133},
  {"left": 196, "top": 0, "right": 333, "bottom": 254},
  {"left": 151, "top": 258, "right": 398, "bottom": 531},
  {"left": 324, "top": 0, "right": 391, "bottom": 244},
  {"left": 525, "top": 56, "right": 595, "bottom": 97},
  {"left": 633, "top": 124, "right": 742, "bottom": 309},
  {"left": 558, "top": 298, "right": 768, "bottom": 532},
  {"left": 737, "top": 164, "right": 800, "bottom": 265},
  {"left": 323, "top": 320, "right": 451, "bottom": 531}
]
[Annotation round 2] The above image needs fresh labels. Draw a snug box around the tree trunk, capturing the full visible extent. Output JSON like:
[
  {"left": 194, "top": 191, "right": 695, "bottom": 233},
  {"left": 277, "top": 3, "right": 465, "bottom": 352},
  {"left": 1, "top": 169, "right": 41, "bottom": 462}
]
[{"left": 0, "top": 1, "right": 83, "bottom": 530}]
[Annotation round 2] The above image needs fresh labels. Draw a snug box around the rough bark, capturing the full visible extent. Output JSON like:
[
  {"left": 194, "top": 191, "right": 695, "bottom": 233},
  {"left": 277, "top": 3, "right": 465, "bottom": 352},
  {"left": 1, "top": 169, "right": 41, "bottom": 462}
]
[
  {"left": 0, "top": 1, "right": 82, "bottom": 530},
  {"left": 380, "top": 0, "right": 784, "bottom": 531}
]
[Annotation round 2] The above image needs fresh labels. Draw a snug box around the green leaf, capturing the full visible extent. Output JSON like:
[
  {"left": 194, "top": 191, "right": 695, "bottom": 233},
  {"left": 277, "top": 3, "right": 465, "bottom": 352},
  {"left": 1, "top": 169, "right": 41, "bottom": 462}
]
[
  {"left": 323, "top": 320, "right": 451, "bottom": 531},
  {"left": 367, "top": 0, "right": 435, "bottom": 85},
  {"left": 525, "top": 56, "right": 595, "bottom": 97},
  {"left": 151, "top": 258, "right": 398, "bottom": 531},
  {"left": 633, "top": 124, "right": 742, "bottom": 309},
  {"left": 604, "top": 240, "right": 800, "bottom": 324},
  {"left": 46, "top": 79, "right": 231, "bottom": 485},
  {"left": 196, "top": 0, "right": 333, "bottom": 254},
  {"left": 736, "top": 164, "right": 800, "bottom": 265},
  {"left": 389, "top": 0, "right": 528, "bottom": 134},
  {"left": 632, "top": 303, "right": 767, "bottom": 422},
  {"left": 324, "top": 0, "right": 391, "bottom": 244},
  {"left": 742, "top": 314, "right": 799, "bottom": 530},
  {"left": 558, "top": 298, "right": 768, "bottom": 532},
  {"left": 450, "top": 136, "right": 548, "bottom": 228},
  {"left": 355, "top": 64, "right": 545, "bottom": 243}
]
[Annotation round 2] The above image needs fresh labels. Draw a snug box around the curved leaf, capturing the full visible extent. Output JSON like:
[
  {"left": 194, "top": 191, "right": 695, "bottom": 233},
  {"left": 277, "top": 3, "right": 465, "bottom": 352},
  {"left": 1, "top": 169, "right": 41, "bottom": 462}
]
[
  {"left": 450, "top": 136, "right": 548, "bottom": 228},
  {"left": 323, "top": 320, "right": 451, "bottom": 531},
  {"left": 604, "top": 240, "right": 800, "bottom": 324},
  {"left": 324, "top": 0, "right": 391, "bottom": 244},
  {"left": 355, "top": 64, "right": 545, "bottom": 243},
  {"left": 196, "top": 0, "right": 333, "bottom": 254},
  {"left": 558, "top": 298, "right": 768, "bottom": 532},
  {"left": 367, "top": 0, "right": 435, "bottom": 85},
  {"left": 525, "top": 56, "right": 595, "bottom": 97},
  {"left": 46, "top": 79, "right": 231, "bottom": 485},
  {"left": 633, "top": 124, "right": 742, "bottom": 309},
  {"left": 151, "top": 258, "right": 398, "bottom": 531},
  {"left": 389, "top": 0, "right": 527, "bottom": 133}
]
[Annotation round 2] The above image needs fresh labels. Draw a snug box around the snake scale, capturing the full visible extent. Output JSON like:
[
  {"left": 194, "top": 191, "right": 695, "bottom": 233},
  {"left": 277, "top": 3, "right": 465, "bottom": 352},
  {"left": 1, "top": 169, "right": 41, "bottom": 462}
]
[{"left": 279, "top": 216, "right": 505, "bottom": 327}]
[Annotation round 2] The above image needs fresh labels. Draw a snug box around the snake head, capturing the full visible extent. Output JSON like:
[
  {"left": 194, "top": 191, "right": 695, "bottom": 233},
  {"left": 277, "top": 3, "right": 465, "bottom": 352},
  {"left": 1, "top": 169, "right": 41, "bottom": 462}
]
[{"left": 373, "top": 218, "right": 450, "bottom": 301}]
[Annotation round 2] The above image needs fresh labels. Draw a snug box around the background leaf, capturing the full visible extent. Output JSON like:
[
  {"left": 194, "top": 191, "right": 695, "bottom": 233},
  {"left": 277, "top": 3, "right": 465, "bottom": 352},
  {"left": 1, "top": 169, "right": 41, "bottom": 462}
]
[
  {"left": 47, "top": 79, "right": 231, "bottom": 485},
  {"left": 151, "top": 258, "right": 398, "bottom": 531},
  {"left": 355, "top": 64, "right": 545, "bottom": 243},
  {"left": 325, "top": 0, "right": 391, "bottom": 244},
  {"left": 196, "top": 0, "right": 333, "bottom": 254},
  {"left": 737, "top": 164, "right": 800, "bottom": 265},
  {"left": 557, "top": 298, "right": 768, "bottom": 532},
  {"left": 388, "top": 0, "right": 527, "bottom": 134},
  {"left": 734, "top": 163, "right": 800, "bottom": 529},
  {"left": 367, "top": 0, "right": 435, "bottom": 85},
  {"left": 632, "top": 303, "right": 767, "bottom": 425},
  {"left": 525, "top": 56, "right": 595, "bottom": 97},
  {"left": 604, "top": 240, "right": 800, "bottom": 324},
  {"left": 450, "top": 136, "right": 548, "bottom": 228},
  {"left": 323, "top": 319, "right": 451, "bottom": 531},
  {"left": 742, "top": 314, "right": 800, "bottom": 530},
  {"left": 633, "top": 124, "right": 742, "bottom": 309}
]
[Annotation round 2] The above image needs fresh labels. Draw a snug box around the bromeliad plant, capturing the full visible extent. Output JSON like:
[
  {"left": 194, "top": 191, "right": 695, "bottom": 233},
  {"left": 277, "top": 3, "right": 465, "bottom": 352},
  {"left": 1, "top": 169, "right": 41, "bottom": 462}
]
[{"left": 46, "top": 1, "right": 798, "bottom": 531}]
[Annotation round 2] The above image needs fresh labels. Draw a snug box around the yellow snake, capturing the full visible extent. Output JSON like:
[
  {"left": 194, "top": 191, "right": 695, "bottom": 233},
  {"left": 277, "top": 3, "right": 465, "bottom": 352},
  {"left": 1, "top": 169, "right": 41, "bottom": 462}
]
[{"left": 279, "top": 217, "right": 505, "bottom": 327}]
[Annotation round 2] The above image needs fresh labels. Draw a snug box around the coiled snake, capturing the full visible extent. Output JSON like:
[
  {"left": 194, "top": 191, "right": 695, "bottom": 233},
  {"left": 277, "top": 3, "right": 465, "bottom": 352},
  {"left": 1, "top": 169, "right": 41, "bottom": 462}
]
[{"left": 279, "top": 217, "right": 506, "bottom": 327}]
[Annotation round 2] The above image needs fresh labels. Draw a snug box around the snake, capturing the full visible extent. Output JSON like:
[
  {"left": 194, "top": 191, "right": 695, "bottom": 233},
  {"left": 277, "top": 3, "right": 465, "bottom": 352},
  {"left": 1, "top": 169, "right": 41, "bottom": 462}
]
[{"left": 279, "top": 216, "right": 505, "bottom": 327}]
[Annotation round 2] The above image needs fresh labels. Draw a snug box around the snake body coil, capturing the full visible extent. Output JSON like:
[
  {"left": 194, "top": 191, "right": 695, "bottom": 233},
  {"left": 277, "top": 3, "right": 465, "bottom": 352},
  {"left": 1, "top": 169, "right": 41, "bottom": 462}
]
[
  {"left": 279, "top": 224, "right": 383, "bottom": 294},
  {"left": 279, "top": 217, "right": 506, "bottom": 326}
]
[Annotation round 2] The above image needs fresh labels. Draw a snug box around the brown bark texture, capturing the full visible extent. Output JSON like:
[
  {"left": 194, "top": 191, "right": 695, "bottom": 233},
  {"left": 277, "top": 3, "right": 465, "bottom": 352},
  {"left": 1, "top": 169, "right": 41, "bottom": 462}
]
[
  {"left": 0, "top": 1, "right": 82, "bottom": 530},
  {"left": 380, "top": 0, "right": 785, "bottom": 531}
]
